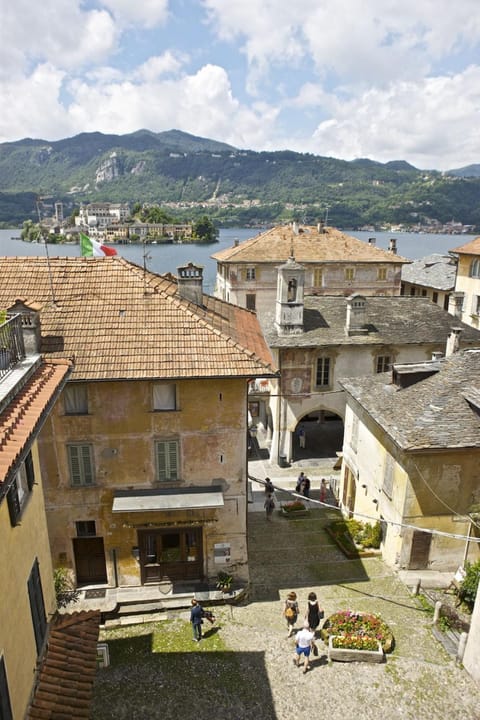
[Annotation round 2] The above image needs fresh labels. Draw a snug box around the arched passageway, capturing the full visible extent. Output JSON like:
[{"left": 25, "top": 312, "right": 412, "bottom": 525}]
[{"left": 292, "top": 411, "right": 344, "bottom": 461}]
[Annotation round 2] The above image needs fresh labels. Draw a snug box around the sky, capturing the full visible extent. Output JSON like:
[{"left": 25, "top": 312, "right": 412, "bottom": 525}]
[{"left": 1, "top": 0, "right": 480, "bottom": 171}]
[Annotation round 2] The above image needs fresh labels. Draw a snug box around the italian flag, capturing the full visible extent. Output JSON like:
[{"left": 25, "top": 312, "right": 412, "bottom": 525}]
[{"left": 80, "top": 232, "right": 118, "bottom": 257}]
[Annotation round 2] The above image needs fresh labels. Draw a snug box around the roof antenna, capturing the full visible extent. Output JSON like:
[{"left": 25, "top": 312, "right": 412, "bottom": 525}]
[
  {"left": 143, "top": 238, "right": 152, "bottom": 294},
  {"left": 324, "top": 205, "right": 329, "bottom": 226}
]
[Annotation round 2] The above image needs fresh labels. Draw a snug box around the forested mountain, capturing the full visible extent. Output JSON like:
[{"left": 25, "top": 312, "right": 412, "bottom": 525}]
[{"left": 1, "top": 129, "right": 479, "bottom": 230}]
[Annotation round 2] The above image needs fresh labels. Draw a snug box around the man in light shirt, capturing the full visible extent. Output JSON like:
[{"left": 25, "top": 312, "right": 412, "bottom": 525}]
[{"left": 293, "top": 619, "right": 315, "bottom": 673}]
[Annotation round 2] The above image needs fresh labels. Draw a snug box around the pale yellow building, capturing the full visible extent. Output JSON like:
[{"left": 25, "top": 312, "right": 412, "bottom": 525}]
[
  {"left": 0, "top": 311, "right": 71, "bottom": 719},
  {"left": 0, "top": 258, "right": 276, "bottom": 595},
  {"left": 449, "top": 236, "right": 480, "bottom": 329}
]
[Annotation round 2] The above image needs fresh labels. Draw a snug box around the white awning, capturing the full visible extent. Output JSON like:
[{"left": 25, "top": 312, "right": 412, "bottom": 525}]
[{"left": 112, "top": 486, "right": 224, "bottom": 513}]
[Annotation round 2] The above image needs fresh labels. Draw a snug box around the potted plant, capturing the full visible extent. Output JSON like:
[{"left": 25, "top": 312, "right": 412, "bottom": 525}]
[{"left": 216, "top": 571, "right": 233, "bottom": 593}]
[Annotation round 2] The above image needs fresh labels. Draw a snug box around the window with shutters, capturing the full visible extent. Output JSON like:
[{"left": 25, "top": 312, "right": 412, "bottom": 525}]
[
  {"left": 7, "top": 451, "right": 35, "bottom": 526},
  {"left": 0, "top": 655, "right": 12, "bottom": 720},
  {"left": 27, "top": 558, "right": 47, "bottom": 656},
  {"left": 246, "top": 294, "right": 256, "bottom": 311},
  {"left": 344, "top": 268, "right": 355, "bottom": 281},
  {"left": 245, "top": 267, "right": 256, "bottom": 281},
  {"left": 313, "top": 268, "right": 323, "bottom": 287},
  {"left": 67, "top": 444, "right": 95, "bottom": 486},
  {"left": 382, "top": 455, "right": 394, "bottom": 499},
  {"left": 64, "top": 383, "right": 88, "bottom": 414},
  {"left": 377, "top": 267, "right": 387, "bottom": 281},
  {"left": 153, "top": 383, "right": 177, "bottom": 410},
  {"left": 155, "top": 440, "right": 179, "bottom": 482}
]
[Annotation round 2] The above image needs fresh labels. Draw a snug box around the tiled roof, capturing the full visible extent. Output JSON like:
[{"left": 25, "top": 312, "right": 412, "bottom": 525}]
[
  {"left": 263, "top": 295, "right": 480, "bottom": 348},
  {"left": 340, "top": 349, "right": 480, "bottom": 450},
  {"left": 0, "top": 359, "right": 72, "bottom": 483},
  {"left": 28, "top": 611, "right": 101, "bottom": 720},
  {"left": 0, "top": 257, "right": 276, "bottom": 381},
  {"left": 400, "top": 253, "right": 457, "bottom": 291},
  {"left": 212, "top": 225, "right": 410, "bottom": 264},
  {"left": 450, "top": 236, "right": 480, "bottom": 255}
]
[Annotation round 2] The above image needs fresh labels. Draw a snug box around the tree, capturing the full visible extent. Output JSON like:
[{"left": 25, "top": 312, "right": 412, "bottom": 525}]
[{"left": 192, "top": 215, "right": 218, "bottom": 243}]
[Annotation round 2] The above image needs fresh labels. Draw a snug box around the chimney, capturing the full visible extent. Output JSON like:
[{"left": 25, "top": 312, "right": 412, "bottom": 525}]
[
  {"left": 368, "top": 237, "right": 376, "bottom": 246},
  {"left": 446, "top": 327, "right": 462, "bottom": 357},
  {"left": 292, "top": 221, "right": 299, "bottom": 235},
  {"left": 345, "top": 294, "right": 368, "bottom": 335},
  {"left": 388, "top": 238, "right": 397, "bottom": 254},
  {"left": 234, "top": 238, "right": 239, "bottom": 247},
  {"left": 177, "top": 263, "right": 204, "bottom": 306},
  {"left": 317, "top": 221, "right": 325, "bottom": 233}
]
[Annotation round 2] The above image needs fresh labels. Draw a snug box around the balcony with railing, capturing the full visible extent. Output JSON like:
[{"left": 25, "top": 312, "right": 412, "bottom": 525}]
[{"left": 0, "top": 314, "right": 26, "bottom": 380}]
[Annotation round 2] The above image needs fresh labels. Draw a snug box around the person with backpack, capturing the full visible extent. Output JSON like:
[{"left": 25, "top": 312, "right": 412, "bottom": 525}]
[{"left": 284, "top": 590, "right": 299, "bottom": 637}]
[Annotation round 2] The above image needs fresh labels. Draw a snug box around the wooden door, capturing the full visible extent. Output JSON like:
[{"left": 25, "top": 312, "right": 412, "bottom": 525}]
[
  {"left": 138, "top": 528, "right": 203, "bottom": 584},
  {"left": 408, "top": 530, "right": 432, "bottom": 569},
  {"left": 73, "top": 537, "right": 107, "bottom": 585}
]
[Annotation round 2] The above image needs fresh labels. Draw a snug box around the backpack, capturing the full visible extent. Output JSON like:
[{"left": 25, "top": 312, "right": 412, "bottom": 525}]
[{"left": 285, "top": 605, "right": 296, "bottom": 620}]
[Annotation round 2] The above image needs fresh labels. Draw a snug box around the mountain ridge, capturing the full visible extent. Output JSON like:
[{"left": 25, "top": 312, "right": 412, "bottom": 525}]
[{"left": 0, "top": 129, "right": 479, "bottom": 230}]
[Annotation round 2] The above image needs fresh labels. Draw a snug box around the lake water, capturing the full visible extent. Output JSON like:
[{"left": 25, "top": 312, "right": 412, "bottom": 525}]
[{"left": 0, "top": 227, "right": 473, "bottom": 295}]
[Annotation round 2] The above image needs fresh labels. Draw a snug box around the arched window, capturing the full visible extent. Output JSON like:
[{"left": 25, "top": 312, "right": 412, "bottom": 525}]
[{"left": 470, "top": 259, "right": 480, "bottom": 278}]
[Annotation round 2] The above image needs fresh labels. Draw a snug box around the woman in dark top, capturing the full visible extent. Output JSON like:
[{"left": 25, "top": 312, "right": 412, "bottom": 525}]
[{"left": 306, "top": 591, "right": 322, "bottom": 634}]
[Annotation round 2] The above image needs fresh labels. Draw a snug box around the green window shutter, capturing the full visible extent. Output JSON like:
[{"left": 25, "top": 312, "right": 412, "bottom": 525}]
[
  {"left": 81, "top": 445, "right": 94, "bottom": 485},
  {"left": 156, "top": 440, "right": 179, "bottom": 481},
  {"left": 68, "top": 445, "right": 94, "bottom": 486},
  {"left": 168, "top": 441, "right": 178, "bottom": 480},
  {"left": 69, "top": 446, "right": 82, "bottom": 486}
]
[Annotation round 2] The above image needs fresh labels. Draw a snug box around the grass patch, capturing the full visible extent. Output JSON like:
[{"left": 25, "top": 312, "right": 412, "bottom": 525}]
[{"left": 93, "top": 616, "right": 277, "bottom": 720}]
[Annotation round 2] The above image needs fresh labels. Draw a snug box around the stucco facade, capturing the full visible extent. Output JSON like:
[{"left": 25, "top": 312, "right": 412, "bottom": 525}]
[
  {"left": 212, "top": 224, "right": 408, "bottom": 324},
  {"left": 449, "top": 237, "right": 480, "bottom": 329},
  {"left": 340, "top": 350, "right": 480, "bottom": 572},
  {"left": 39, "top": 376, "right": 251, "bottom": 588}
]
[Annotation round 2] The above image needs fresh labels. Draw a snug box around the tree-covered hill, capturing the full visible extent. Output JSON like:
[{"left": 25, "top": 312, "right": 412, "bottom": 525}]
[{"left": 0, "top": 129, "right": 479, "bottom": 230}]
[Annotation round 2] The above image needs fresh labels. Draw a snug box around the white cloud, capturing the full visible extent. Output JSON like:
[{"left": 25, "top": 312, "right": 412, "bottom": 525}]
[
  {"left": 133, "top": 52, "right": 187, "bottom": 83},
  {"left": 307, "top": 66, "right": 480, "bottom": 170},
  {"left": 101, "top": 0, "right": 170, "bottom": 28}
]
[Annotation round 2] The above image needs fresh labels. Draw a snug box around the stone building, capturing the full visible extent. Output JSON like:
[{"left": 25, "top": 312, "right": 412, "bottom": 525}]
[{"left": 400, "top": 252, "right": 456, "bottom": 310}]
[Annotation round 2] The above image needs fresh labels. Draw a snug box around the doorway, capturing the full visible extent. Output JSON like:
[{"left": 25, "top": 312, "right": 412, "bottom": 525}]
[
  {"left": 73, "top": 537, "right": 108, "bottom": 585},
  {"left": 408, "top": 530, "right": 432, "bottom": 569},
  {"left": 138, "top": 527, "right": 203, "bottom": 584}
]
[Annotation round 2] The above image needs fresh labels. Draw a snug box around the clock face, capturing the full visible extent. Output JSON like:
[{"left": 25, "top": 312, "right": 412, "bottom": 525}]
[{"left": 291, "top": 377, "right": 303, "bottom": 393}]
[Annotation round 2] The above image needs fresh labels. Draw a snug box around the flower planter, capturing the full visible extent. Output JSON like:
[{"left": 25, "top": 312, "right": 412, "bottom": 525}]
[
  {"left": 281, "top": 507, "right": 310, "bottom": 518},
  {"left": 328, "top": 635, "right": 384, "bottom": 663}
]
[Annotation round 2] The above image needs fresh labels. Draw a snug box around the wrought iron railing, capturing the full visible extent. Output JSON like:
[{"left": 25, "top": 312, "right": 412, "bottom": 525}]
[{"left": 0, "top": 314, "right": 25, "bottom": 379}]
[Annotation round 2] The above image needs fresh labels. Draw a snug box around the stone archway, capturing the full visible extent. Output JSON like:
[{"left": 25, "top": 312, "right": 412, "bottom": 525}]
[{"left": 293, "top": 410, "right": 344, "bottom": 462}]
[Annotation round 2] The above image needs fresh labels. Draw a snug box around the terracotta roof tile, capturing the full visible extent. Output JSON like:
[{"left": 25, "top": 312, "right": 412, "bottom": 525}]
[
  {"left": 28, "top": 611, "right": 101, "bottom": 720},
  {"left": 212, "top": 224, "right": 409, "bottom": 264},
  {"left": 450, "top": 236, "right": 480, "bottom": 255},
  {"left": 0, "top": 359, "right": 72, "bottom": 481},
  {"left": 0, "top": 257, "right": 277, "bottom": 381}
]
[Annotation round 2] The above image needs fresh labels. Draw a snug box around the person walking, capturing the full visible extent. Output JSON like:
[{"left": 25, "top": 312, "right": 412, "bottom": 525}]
[
  {"left": 264, "top": 492, "right": 275, "bottom": 521},
  {"left": 305, "top": 591, "right": 322, "bottom": 635},
  {"left": 190, "top": 598, "right": 204, "bottom": 642},
  {"left": 284, "top": 591, "right": 299, "bottom": 637},
  {"left": 301, "top": 476, "right": 311, "bottom": 498},
  {"left": 320, "top": 478, "right": 327, "bottom": 502},
  {"left": 298, "top": 427, "right": 306, "bottom": 449},
  {"left": 264, "top": 477, "right": 274, "bottom": 495},
  {"left": 293, "top": 620, "right": 315, "bottom": 674},
  {"left": 296, "top": 471, "right": 305, "bottom": 493}
]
